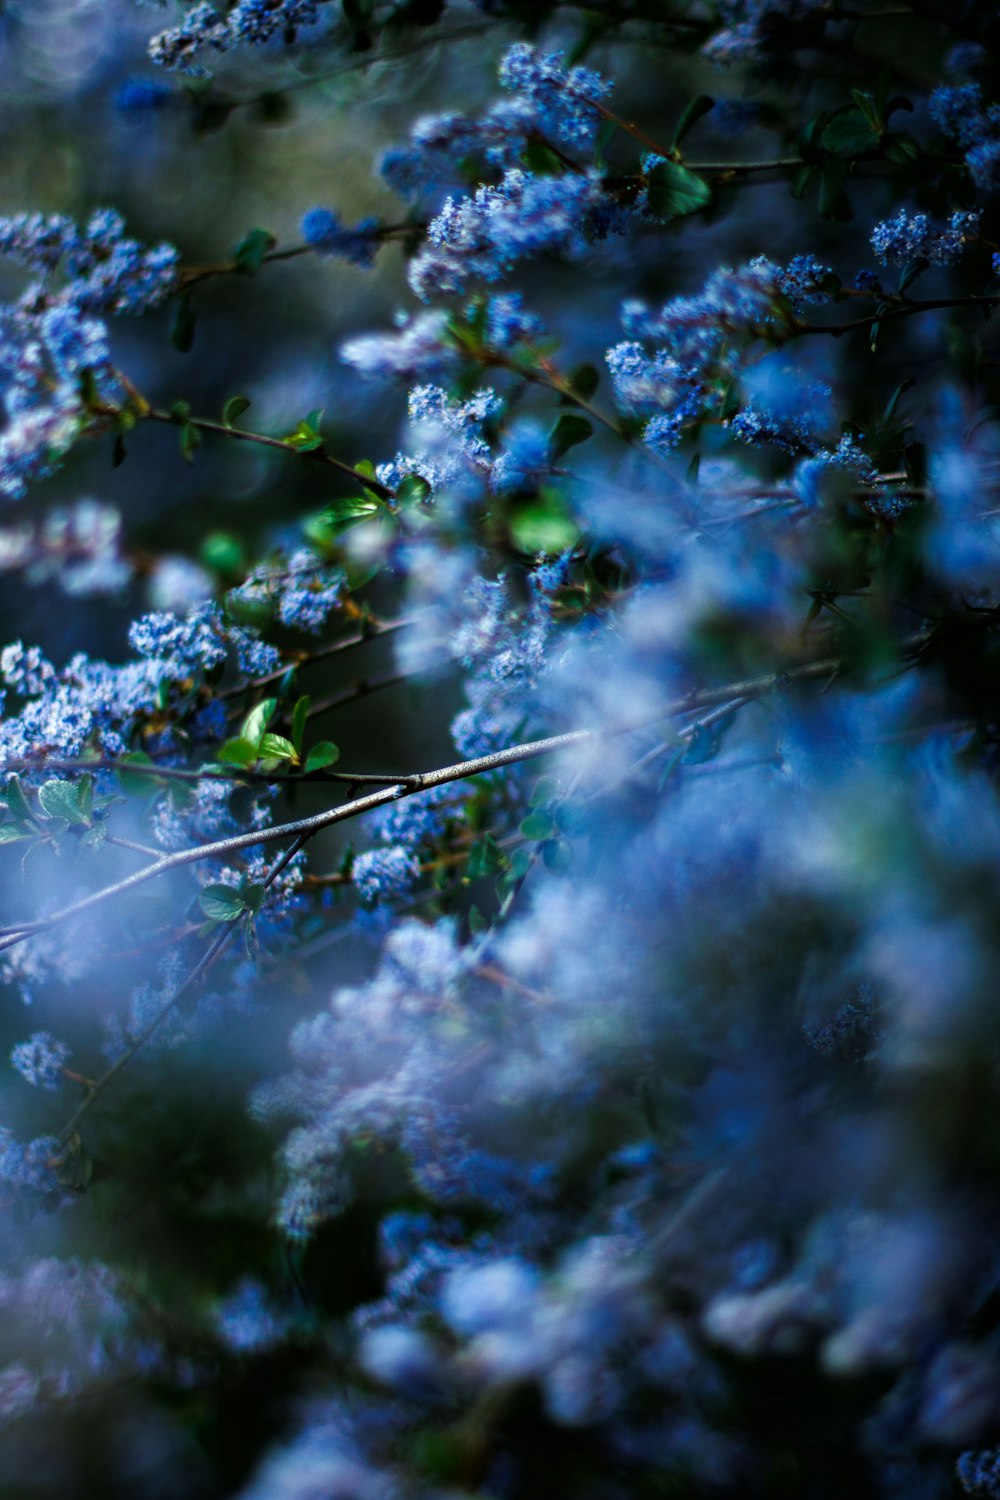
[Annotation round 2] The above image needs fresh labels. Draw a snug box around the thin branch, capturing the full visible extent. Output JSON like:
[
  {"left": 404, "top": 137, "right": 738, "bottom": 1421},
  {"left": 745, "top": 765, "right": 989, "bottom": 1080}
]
[
  {"left": 143, "top": 409, "right": 395, "bottom": 501},
  {"left": 176, "top": 225, "right": 419, "bottom": 292},
  {"left": 0, "top": 625, "right": 974, "bottom": 958},
  {"left": 215, "top": 616, "right": 408, "bottom": 700},
  {"left": 800, "top": 295, "right": 1000, "bottom": 339},
  {"left": 0, "top": 755, "right": 420, "bottom": 789},
  {"left": 57, "top": 833, "right": 311, "bottom": 1144}
]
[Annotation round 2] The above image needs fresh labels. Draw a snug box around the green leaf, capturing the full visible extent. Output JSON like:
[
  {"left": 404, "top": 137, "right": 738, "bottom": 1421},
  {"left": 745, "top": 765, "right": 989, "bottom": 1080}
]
[
  {"left": 180, "top": 421, "right": 201, "bottom": 464},
  {"left": 223, "top": 394, "right": 251, "bottom": 427},
  {"left": 117, "top": 751, "right": 163, "bottom": 794},
  {"left": 549, "top": 413, "right": 593, "bottom": 458},
  {"left": 258, "top": 733, "right": 298, "bottom": 762},
  {"left": 201, "top": 531, "right": 246, "bottom": 579},
  {"left": 645, "top": 160, "right": 712, "bottom": 219},
  {"left": 396, "top": 473, "right": 432, "bottom": 507},
  {"left": 234, "top": 227, "right": 277, "bottom": 275},
  {"left": 291, "top": 696, "right": 311, "bottom": 756},
  {"left": 798, "top": 114, "right": 829, "bottom": 164},
  {"left": 240, "top": 697, "right": 277, "bottom": 751},
  {"left": 898, "top": 256, "right": 929, "bottom": 294},
  {"left": 81, "top": 822, "right": 108, "bottom": 852},
  {"left": 38, "top": 779, "right": 92, "bottom": 826},
  {"left": 529, "top": 776, "right": 560, "bottom": 807},
  {"left": 241, "top": 882, "right": 266, "bottom": 916},
  {"left": 850, "top": 88, "right": 880, "bottom": 126},
  {"left": 509, "top": 499, "right": 578, "bottom": 554},
  {"left": 467, "top": 834, "right": 503, "bottom": 881},
  {"left": 790, "top": 165, "right": 817, "bottom": 202},
  {"left": 520, "top": 811, "right": 556, "bottom": 841},
  {"left": 282, "top": 416, "right": 324, "bottom": 452},
  {"left": 0, "top": 824, "right": 33, "bottom": 843},
  {"left": 170, "top": 294, "right": 196, "bottom": 353},
  {"left": 672, "top": 94, "right": 715, "bottom": 150},
  {"left": 76, "top": 775, "right": 93, "bottom": 824},
  {"left": 523, "top": 137, "right": 567, "bottom": 177},
  {"left": 199, "top": 884, "right": 248, "bottom": 922},
  {"left": 564, "top": 364, "right": 600, "bottom": 402},
  {"left": 882, "top": 131, "right": 921, "bottom": 165},
  {"left": 217, "top": 736, "right": 259, "bottom": 769},
  {"left": 822, "top": 110, "right": 880, "bottom": 156},
  {"left": 542, "top": 836, "right": 573, "bottom": 874},
  {"left": 880, "top": 379, "right": 915, "bottom": 429},
  {"left": 304, "top": 741, "right": 340, "bottom": 773},
  {"left": 468, "top": 904, "right": 490, "bottom": 934},
  {"left": 3, "top": 777, "right": 34, "bottom": 823},
  {"left": 818, "top": 161, "right": 853, "bottom": 222}
]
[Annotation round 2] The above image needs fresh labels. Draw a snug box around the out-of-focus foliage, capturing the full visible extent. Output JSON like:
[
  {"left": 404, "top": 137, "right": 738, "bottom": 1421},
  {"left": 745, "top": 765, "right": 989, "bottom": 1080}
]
[{"left": 3, "top": 1, "right": 1000, "bottom": 1497}]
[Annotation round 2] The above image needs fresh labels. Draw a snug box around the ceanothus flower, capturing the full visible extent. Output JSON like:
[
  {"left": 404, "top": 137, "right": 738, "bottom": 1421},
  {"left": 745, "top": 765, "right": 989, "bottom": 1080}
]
[
  {"left": 301, "top": 208, "right": 381, "bottom": 270},
  {"left": 497, "top": 41, "right": 612, "bottom": 150},
  {"left": 10, "top": 1032, "right": 70, "bottom": 1090},
  {"left": 870, "top": 207, "right": 981, "bottom": 267},
  {"left": 351, "top": 846, "right": 421, "bottom": 903}
]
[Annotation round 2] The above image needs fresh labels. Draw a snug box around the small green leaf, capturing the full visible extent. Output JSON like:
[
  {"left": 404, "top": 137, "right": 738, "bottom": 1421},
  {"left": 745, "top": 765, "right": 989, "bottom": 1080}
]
[
  {"left": 468, "top": 905, "right": 490, "bottom": 934},
  {"left": 201, "top": 531, "right": 246, "bottom": 579},
  {"left": 234, "top": 227, "right": 277, "bottom": 275},
  {"left": 672, "top": 93, "right": 714, "bottom": 150},
  {"left": 283, "top": 418, "right": 324, "bottom": 452},
  {"left": 396, "top": 473, "right": 432, "bottom": 507},
  {"left": 882, "top": 132, "right": 921, "bottom": 165},
  {"left": 898, "top": 256, "right": 929, "bottom": 294},
  {"left": 38, "top": 779, "right": 92, "bottom": 826},
  {"left": 822, "top": 109, "right": 880, "bottom": 156},
  {"left": 564, "top": 364, "right": 600, "bottom": 402},
  {"left": 223, "top": 394, "right": 251, "bottom": 427},
  {"left": 509, "top": 498, "right": 579, "bottom": 554},
  {"left": 241, "top": 882, "right": 266, "bottom": 916},
  {"left": 291, "top": 696, "right": 311, "bottom": 756},
  {"left": 82, "top": 822, "right": 108, "bottom": 852},
  {"left": 217, "top": 737, "right": 259, "bottom": 768},
  {"left": 258, "top": 733, "right": 297, "bottom": 762},
  {"left": 549, "top": 413, "right": 593, "bottom": 458},
  {"left": 304, "top": 741, "right": 340, "bottom": 773},
  {"left": 170, "top": 294, "right": 197, "bottom": 352},
  {"left": 542, "top": 836, "right": 573, "bottom": 874},
  {"left": 199, "top": 884, "right": 248, "bottom": 922},
  {"left": 818, "top": 161, "right": 853, "bottom": 222},
  {"left": 3, "top": 778, "right": 34, "bottom": 823},
  {"left": 467, "top": 834, "right": 503, "bottom": 881},
  {"left": 530, "top": 776, "right": 560, "bottom": 807},
  {"left": 520, "top": 812, "right": 556, "bottom": 841},
  {"left": 0, "top": 824, "right": 32, "bottom": 843},
  {"left": 180, "top": 421, "right": 201, "bottom": 464},
  {"left": 880, "top": 379, "right": 915, "bottom": 429},
  {"left": 790, "top": 165, "right": 817, "bottom": 201},
  {"left": 240, "top": 697, "right": 277, "bottom": 751},
  {"left": 645, "top": 160, "right": 712, "bottom": 219},
  {"left": 117, "top": 751, "right": 163, "bottom": 794}
]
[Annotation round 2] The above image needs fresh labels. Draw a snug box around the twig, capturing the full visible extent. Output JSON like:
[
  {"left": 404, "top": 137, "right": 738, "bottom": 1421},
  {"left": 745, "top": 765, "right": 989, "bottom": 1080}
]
[
  {"left": 0, "top": 626, "right": 971, "bottom": 957},
  {"left": 144, "top": 409, "right": 395, "bottom": 501},
  {"left": 57, "top": 833, "right": 311, "bottom": 1143}
]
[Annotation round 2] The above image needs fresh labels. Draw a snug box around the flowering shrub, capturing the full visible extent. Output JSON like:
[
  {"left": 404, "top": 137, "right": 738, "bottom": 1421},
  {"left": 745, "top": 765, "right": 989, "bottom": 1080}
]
[{"left": 1, "top": 0, "right": 1000, "bottom": 1495}]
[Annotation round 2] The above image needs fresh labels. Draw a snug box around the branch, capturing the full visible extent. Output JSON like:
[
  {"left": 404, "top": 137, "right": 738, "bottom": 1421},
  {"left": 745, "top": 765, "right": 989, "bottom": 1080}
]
[
  {"left": 0, "top": 652, "right": 867, "bottom": 956},
  {"left": 143, "top": 408, "right": 395, "bottom": 501},
  {"left": 57, "top": 833, "right": 312, "bottom": 1144},
  {"left": 799, "top": 295, "right": 1000, "bottom": 339},
  {"left": 215, "top": 616, "right": 408, "bottom": 700}
]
